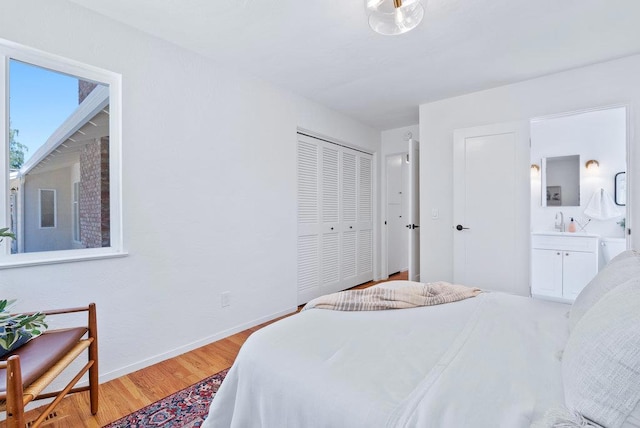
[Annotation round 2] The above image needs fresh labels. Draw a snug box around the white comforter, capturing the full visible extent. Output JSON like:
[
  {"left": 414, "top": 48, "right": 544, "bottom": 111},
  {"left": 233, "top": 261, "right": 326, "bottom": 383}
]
[{"left": 202, "top": 285, "right": 569, "bottom": 427}]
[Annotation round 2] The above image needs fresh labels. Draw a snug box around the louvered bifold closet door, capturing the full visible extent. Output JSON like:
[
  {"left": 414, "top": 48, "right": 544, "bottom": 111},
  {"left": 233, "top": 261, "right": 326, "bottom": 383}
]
[
  {"left": 341, "top": 150, "right": 358, "bottom": 289},
  {"left": 297, "top": 138, "right": 321, "bottom": 304},
  {"left": 357, "top": 155, "right": 374, "bottom": 284},
  {"left": 321, "top": 144, "right": 341, "bottom": 293},
  {"left": 297, "top": 134, "right": 374, "bottom": 304}
]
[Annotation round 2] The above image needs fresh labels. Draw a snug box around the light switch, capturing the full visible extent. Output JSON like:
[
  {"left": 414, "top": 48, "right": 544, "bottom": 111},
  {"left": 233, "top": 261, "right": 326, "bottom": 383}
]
[{"left": 431, "top": 208, "right": 439, "bottom": 219}]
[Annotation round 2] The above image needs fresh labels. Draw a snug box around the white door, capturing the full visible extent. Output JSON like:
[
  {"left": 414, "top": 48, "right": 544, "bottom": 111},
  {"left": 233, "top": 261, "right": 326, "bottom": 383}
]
[
  {"left": 453, "top": 123, "right": 529, "bottom": 295},
  {"left": 408, "top": 139, "right": 420, "bottom": 282},
  {"left": 386, "top": 154, "right": 408, "bottom": 275},
  {"left": 321, "top": 144, "right": 341, "bottom": 293},
  {"left": 341, "top": 150, "right": 358, "bottom": 289},
  {"left": 297, "top": 137, "right": 321, "bottom": 303},
  {"left": 297, "top": 133, "right": 374, "bottom": 304},
  {"left": 356, "top": 155, "right": 374, "bottom": 285}
]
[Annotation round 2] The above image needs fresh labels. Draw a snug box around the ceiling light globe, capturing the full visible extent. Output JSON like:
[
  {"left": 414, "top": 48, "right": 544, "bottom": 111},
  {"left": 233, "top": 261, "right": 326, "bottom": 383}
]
[{"left": 366, "top": 0, "right": 425, "bottom": 36}]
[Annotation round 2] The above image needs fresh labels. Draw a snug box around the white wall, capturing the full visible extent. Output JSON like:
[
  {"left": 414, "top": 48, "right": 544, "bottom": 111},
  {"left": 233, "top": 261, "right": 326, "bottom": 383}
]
[
  {"left": 419, "top": 55, "right": 640, "bottom": 283},
  {"left": 380, "top": 125, "right": 419, "bottom": 278},
  {"left": 381, "top": 125, "right": 419, "bottom": 155},
  {"left": 0, "top": 0, "right": 380, "bottom": 382},
  {"left": 531, "top": 107, "right": 626, "bottom": 238}
]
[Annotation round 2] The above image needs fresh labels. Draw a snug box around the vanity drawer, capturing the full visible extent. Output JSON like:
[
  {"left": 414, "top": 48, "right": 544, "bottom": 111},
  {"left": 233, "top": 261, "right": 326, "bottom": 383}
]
[{"left": 532, "top": 235, "right": 598, "bottom": 252}]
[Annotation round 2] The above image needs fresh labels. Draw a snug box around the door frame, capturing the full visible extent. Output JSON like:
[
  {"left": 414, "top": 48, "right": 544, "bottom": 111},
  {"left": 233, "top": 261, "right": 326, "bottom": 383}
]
[{"left": 408, "top": 139, "right": 420, "bottom": 282}]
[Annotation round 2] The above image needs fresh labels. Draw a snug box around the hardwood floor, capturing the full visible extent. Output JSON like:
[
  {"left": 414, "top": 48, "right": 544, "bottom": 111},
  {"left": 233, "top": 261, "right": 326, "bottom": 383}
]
[{"left": 13, "top": 271, "right": 408, "bottom": 427}]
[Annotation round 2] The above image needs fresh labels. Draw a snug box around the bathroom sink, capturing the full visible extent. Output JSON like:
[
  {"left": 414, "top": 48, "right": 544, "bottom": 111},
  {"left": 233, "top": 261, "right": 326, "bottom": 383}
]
[{"left": 532, "top": 231, "right": 600, "bottom": 238}]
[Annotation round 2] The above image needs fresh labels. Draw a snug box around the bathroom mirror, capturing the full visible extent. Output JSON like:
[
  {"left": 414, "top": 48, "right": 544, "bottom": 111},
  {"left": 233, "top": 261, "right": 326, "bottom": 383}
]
[{"left": 543, "top": 155, "right": 580, "bottom": 207}]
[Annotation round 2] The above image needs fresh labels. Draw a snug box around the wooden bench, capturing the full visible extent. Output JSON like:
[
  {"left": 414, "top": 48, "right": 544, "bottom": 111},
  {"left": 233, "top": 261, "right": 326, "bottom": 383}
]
[{"left": 0, "top": 303, "right": 98, "bottom": 428}]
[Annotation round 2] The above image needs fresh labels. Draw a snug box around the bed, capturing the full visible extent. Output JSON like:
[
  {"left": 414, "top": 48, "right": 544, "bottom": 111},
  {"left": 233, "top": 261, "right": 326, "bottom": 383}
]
[{"left": 202, "top": 251, "right": 640, "bottom": 428}]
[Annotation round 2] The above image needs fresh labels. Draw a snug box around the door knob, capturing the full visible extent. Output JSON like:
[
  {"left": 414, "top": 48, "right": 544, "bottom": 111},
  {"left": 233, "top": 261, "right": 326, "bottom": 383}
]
[{"left": 455, "top": 225, "right": 470, "bottom": 231}]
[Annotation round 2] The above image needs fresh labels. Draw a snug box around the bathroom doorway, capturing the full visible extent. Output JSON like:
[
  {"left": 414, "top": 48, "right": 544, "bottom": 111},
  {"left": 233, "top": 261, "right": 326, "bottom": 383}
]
[{"left": 530, "top": 105, "right": 629, "bottom": 267}]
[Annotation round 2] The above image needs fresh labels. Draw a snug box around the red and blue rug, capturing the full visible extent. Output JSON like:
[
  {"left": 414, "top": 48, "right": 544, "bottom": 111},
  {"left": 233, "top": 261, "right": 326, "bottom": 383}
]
[{"left": 103, "top": 368, "right": 229, "bottom": 427}]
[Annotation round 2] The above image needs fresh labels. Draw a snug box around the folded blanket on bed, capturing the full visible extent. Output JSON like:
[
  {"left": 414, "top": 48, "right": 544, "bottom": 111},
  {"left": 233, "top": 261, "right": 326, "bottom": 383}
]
[{"left": 302, "top": 281, "right": 482, "bottom": 311}]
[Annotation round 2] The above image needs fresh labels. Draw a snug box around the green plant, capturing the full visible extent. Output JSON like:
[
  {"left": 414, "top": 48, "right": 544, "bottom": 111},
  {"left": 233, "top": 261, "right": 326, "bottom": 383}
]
[
  {"left": 618, "top": 218, "right": 626, "bottom": 230},
  {"left": 0, "top": 299, "right": 48, "bottom": 354},
  {"left": 0, "top": 227, "right": 15, "bottom": 243}
]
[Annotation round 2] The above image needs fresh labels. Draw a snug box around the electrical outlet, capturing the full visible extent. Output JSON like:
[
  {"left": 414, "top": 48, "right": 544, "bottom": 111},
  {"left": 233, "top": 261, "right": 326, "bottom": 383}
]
[{"left": 221, "top": 291, "right": 231, "bottom": 308}]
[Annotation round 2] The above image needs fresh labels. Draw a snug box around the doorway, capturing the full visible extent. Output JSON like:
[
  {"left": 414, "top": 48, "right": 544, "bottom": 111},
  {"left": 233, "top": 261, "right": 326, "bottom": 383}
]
[
  {"left": 530, "top": 106, "right": 629, "bottom": 265},
  {"left": 386, "top": 153, "right": 409, "bottom": 276},
  {"left": 385, "top": 138, "right": 420, "bottom": 282}
]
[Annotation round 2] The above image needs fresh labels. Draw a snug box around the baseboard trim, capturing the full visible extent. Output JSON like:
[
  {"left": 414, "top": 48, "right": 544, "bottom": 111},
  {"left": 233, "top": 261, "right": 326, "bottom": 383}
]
[{"left": 98, "top": 306, "right": 298, "bottom": 383}]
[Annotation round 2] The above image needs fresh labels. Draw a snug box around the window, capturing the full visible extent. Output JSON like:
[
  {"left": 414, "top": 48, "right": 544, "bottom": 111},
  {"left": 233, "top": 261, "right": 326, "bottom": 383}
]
[
  {"left": 0, "top": 39, "right": 122, "bottom": 266},
  {"left": 72, "top": 181, "right": 80, "bottom": 242},
  {"left": 39, "top": 189, "right": 56, "bottom": 228}
]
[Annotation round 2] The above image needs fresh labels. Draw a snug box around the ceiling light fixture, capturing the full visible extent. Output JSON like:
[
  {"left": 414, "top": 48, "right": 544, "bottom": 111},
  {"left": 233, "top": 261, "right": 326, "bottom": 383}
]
[{"left": 366, "top": 0, "right": 425, "bottom": 36}]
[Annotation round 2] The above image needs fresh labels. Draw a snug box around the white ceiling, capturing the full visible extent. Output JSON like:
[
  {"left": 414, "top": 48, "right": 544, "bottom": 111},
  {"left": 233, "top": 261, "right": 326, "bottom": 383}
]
[{"left": 68, "top": 0, "right": 640, "bottom": 130}]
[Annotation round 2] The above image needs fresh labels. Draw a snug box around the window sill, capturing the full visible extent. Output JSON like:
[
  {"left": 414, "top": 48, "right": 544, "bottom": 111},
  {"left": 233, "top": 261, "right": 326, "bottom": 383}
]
[{"left": 0, "top": 248, "right": 128, "bottom": 269}]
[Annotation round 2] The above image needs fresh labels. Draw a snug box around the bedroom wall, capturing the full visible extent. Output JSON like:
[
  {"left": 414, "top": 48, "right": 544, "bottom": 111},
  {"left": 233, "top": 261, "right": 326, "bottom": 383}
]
[
  {"left": 419, "top": 54, "right": 640, "bottom": 285},
  {"left": 381, "top": 125, "right": 419, "bottom": 155},
  {"left": 0, "top": 0, "right": 380, "bottom": 382}
]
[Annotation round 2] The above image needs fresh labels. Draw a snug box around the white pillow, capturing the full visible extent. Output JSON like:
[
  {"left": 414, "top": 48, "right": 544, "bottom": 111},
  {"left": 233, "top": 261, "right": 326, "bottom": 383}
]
[
  {"left": 563, "top": 276, "right": 640, "bottom": 428},
  {"left": 569, "top": 249, "right": 640, "bottom": 331}
]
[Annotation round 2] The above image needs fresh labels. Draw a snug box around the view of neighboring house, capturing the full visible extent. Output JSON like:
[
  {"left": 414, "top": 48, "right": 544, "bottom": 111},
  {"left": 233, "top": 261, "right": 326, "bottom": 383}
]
[{"left": 9, "top": 80, "right": 110, "bottom": 253}]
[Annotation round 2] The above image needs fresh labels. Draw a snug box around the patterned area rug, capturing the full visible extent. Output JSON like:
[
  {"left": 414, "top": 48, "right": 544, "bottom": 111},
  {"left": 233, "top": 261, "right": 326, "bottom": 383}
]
[{"left": 103, "top": 368, "right": 229, "bottom": 427}]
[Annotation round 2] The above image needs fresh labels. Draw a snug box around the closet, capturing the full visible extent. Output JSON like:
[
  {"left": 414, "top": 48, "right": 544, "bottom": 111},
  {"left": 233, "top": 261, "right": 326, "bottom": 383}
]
[{"left": 297, "top": 133, "right": 374, "bottom": 304}]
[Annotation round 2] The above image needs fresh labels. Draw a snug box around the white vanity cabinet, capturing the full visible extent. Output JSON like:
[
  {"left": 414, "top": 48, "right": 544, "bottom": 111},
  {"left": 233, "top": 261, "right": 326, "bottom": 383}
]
[{"left": 531, "top": 233, "right": 599, "bottom": 302}]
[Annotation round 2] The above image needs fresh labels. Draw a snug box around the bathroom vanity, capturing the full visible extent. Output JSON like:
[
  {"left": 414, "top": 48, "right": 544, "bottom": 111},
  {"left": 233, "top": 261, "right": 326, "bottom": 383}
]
[{"left": 531, "top": 232, "right": 599, "bottom": 302}]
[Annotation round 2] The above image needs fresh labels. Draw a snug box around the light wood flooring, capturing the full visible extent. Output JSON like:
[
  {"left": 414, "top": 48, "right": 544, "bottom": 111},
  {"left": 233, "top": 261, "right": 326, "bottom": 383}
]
[{"left": 13, "top": 271, "right": 407, "bottom": 427}]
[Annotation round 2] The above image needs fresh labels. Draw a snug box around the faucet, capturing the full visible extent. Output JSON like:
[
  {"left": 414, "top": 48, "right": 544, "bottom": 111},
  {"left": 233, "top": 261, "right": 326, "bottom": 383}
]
[{"left": 554, "top": 212, "right": 564, "bottom": 232}]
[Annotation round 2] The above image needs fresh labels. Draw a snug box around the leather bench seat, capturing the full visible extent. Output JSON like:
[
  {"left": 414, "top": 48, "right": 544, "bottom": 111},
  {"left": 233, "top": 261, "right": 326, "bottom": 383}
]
[{"left": 0, "top": 327, "right": 88, "bottom": 394}]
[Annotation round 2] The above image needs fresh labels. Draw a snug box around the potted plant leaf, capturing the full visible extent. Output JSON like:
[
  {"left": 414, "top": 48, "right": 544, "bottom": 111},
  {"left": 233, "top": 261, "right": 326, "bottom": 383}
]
[
  {"left": 0, "top": 299, "right": 48, "bottom": 358},
  {"left": 0, "top": 227, "right": 14, "bottom": 243},
  {"left": 0, "top": 229, "right": 47, "bottom": 356}
]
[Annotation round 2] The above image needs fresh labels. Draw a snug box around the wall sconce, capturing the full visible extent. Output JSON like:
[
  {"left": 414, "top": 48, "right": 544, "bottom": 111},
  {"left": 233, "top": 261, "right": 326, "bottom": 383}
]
[
  {"left": 530, "top": 163, "right": 540, "bottom": 178},
  {"left": 585, "top": 159, "right": 600, "bottom": 173}
]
